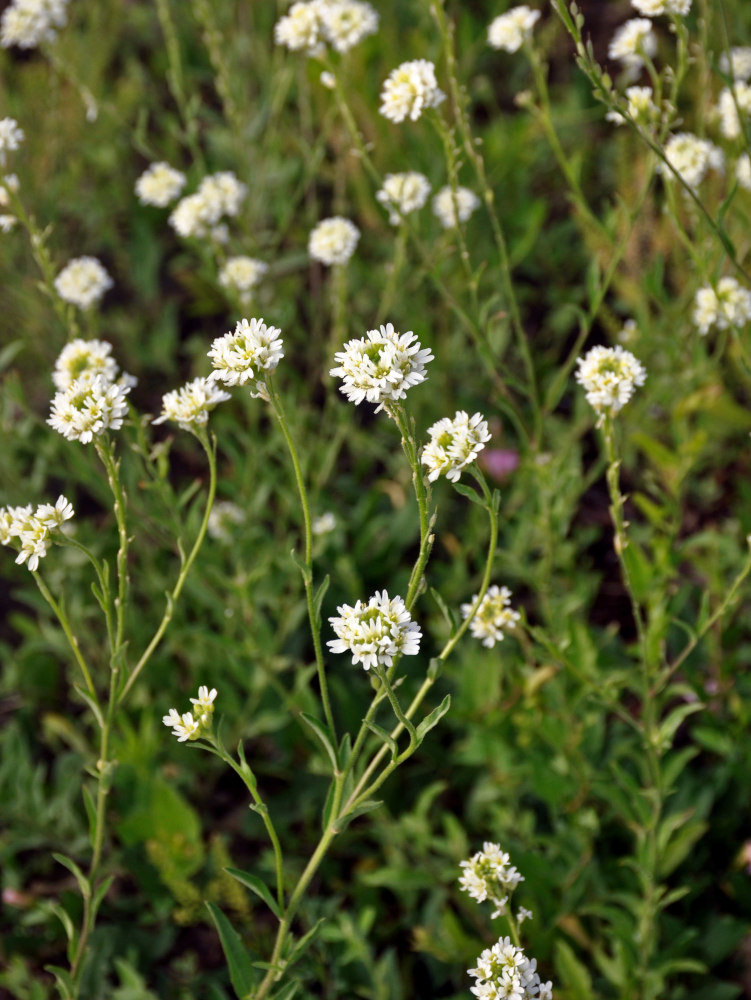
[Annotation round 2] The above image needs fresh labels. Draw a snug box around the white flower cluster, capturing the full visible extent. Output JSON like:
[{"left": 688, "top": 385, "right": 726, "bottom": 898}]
[
  {"left": 1, "top": 0, "right": 69, "bottom": 49},
  {"left": 274, "top": 0, "right": 378, "bottom": 55},
  {"left": 312, "top": 511, "right": 337, "bottom": 535},
  {"left": 309, "top": 216, "right": 360, "bottom": 265},
  {"left": 376, "top": 172, "right": 431, "bottom": 225},
  {"left": 575, "top": 345, "right": 646, "bottom": 423},
  {"left": 461, "top": 585, "right": 521, "bottom": 648},
  {"left": 432, "top": 185, "right": 480, "bottom": 229},
  {"left": 0, "top": 118, "right": 24, "bottom": 168},
  {"left": 608, "top": 19, "right": 656, "bottom": 74},
  {"left": 422, "top": 411, "right": 491, "bottom": 483},
  {"left": 135, "top": 161, "right": 187, "bottom": 208},
  {"left": 163, "top": 686, "right": 217, "bottom": 742},
  {"left": 0, "top": 174, "right": 19, "bottom": 232},
  {"left": 487, "top": 6, "right": 541, "bottom": 54},
  {"left": 468, "top": 937, "right": 552, "bottom": 1000},
  {"left": 219, "top": 256, "right": 268, "bottom": 302},
  {"left": 328, "top": 590, "right": 421, "bottom": 670},
  {"left": 48, "top": 340, "right": 135, "bottom": 444},
  {"left": 631, "top": 0, "right": 690, "bottom": 15},
  {"left": 0, "top": 495, "right": 73, "bottom": 571},
  {"left": 207, "top": 317, "right": 284, "bottom": 392},
  {"left": 693, "top": 277, "right": 751, "bottom": 336},
  {"left": 54, "top": 256, "right": 113, "bottom": 310},
  {"left": 169, "top": 171, "right": 247, "bottom": 240},
  {"left": 379, "top": 60, "right": 445, "bottom": 123},
  {"left": 737, "top": 153, "right": 751, "bottom": 191},
  {"left": 459, "top": 842, "right": 524, "bottom": 917},
  {"left": 207, "top": 501, "right": 245, "bottom": 543},
  {"left": 606, "top": 86, "right": 658, "bottom": 127},
  {"left": 720, "top": 47, "right": 751, "bottom": 82},
  {"left": 153, "top": 377, "right": 231, "bottom": 432},
  {"left": 52, "top": 338, "right": 118, "bottom": 390},
  {"left": 330, "top": 322, "right": 434, "bottom": 412},
  {"left": 717, "top": 82, "right": 751, "bottom": 140},
  {"left": 659, "top": 132, "right": 724, "bottom": 190}
]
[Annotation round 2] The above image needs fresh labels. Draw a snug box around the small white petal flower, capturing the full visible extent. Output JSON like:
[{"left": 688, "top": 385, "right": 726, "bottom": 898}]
[
  {"left": 0, "top": 118, "right": 24, "bottom": 167},
  {"left": 190, "top": 685, "right": 218, "bottom": 718},
  {"left": 517, "top": 906, "right": 534, "bottom": 924},
  {"left": 432, "top": 185, "right": 480, "bottom": 229},
  {"left": 207, "top": 317, "right": 284, "bottom": 388},
  {"left": 658, "top": 132, "right": 724, "bottom": 190},
  {"left": 717, "top": 82, "right": 751, "bottom": 140},
  {"left": 54, "top": 257, "right": 113, "bottom": 310},
  {"left": 52, "top": 339, "right": 119, "bottom": 390},
  {"left": 736, "top": 153, "right": 751, "bottom": 191},
  {"left": 1, "top": 0, "right": 69, "bottom": 49},
  {"left": 207, "top": 501, "right": 245, "bottom": 543},
  {"left": 274, "top": 0, "right": 325, "bottom": 53},
  {"left": 320, "top": 0, "right": 378, "bottom": 53},
  {"left": 575, "top": 345, "right": 646, "bottom": 423},
  {"left": 219, "top": 256, "right": 268, "bottom": 301},
  {"left": 169, "top": 171, "right": 247, "bottom": 239},
  {"left": 468, "top": 936, "right": 550, "bottom": 1000},
  {"left": 376, "top": 172, "right": 431, "bottom": 225},
  {"left": 608, "top": 19, "right": 656, "bottom": 73},
  {"left": 422, "top": 411, "right": 491, "bottom": 483},
  {"left": 48, "top": 375, "right": 131, "bottom": 443},
  {"left": 487, "top": 6, "right": 541, "bottom": 53},
  {"left": 631, "top": 0, "right": 690, "bottom": 15},
  {"left": 606, "top": 85, "right": 658, "bottom": 127},
  {"left": 308, "top": 217, "right": 360, "bottom": 265},
  {"left": 328, "top": 590, "right": 421, "bottom": 670},
  {"left": 330, "top": 322, "right": 434, "bottom": 412},
  {"left": 312, "top": 512, "right": 337, "bottom": 535},
  {"left": 459, "top": 842, "right": 524, "bottom": 914},
  {"left": 461, "top": 585, "right": 520, "bottom": 648},
  {"left": 720, "top": 47, "right": 751, "bottom": 81},
  {"left": 162, "top": 709, "right": 202, "bottom": 742},
  {"left": 693, "top": 277, "right": 751, "bottom": 335},
  {"left": 135, "top": 161, "right": 187, "bottom": 207},
  {"left": 153, "top": 377, "right": 231, "bottom": 432},
  {"left": 0, "top": 495, "right": 74, "bottom": 571},
  {"left": 379, "top": 59, "right": 445, "bottom": 123}
]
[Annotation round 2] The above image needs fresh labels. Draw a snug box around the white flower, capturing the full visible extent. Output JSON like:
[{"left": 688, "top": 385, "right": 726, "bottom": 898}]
[
  {"left": 422, "top": 411, "right": 491, "bottom": 483},
  {"left": 328, "top": 590, "right": 421, "bottom": 670},
  {"left": 736, "top": 153, "right": 751, "bottom": 191},
  {"left": 720, "top": 47, "right": 751, "bottom": 81},
  {"left": 189, "top": 684, "right": 218, "bottom": 725},
  {"left": 575, "top": 345, "right": 646, "bottom": 422},
  {"left": 48, "top": 375, "right": 131, "bottom": 443},
  {"left": 1, "top": 0, "right": 69, "bottom": 49},
  {"left": 379, "top": 59, "right": 445, "bottom": 123},
  {"left": 135, "top": 161, "right": 187, "bottom": 207},
  {"left": 468, "top": 936, "right": 551, "bottom": 1000},
  {"left": 153, "top": 377, "right": 231, "bottom": 432},
  {"left": 376, "top": 172, "right": 431, "bottom": 225},
  {"left": 54, "top": 256, "right": 113, "bottom": 310},
  {"left": 0, "top": 495, "right": 74, "bottom": 571},
  {"left": 693, "top": 277, "right": 751, "bottom": 335},
  {"left": 432, "top": 185, "right": 480, "bottom": 229},
  {"left": 717, "top": 82, "right": 751, "bottom": 140},
  {"left": 219, "top": 256, "right": 268, "bottom": 301},
  {"left": 308, "top": 216, "right": 360, "bottom": 265},
  {"left": 487, "top": 6, "right": 541, "bottom": 53},
  {"left": 162, "top": 709, "right": 202, "bottom": 743},
  {"left": 659, "top": 133, "right": 724, "bottom": 190},
  {"left": 207, "top": 501, "right": 245, "bottom": 543},
  {"left": 461, "top": 585, "right": 521, "bottom": 648},
  {"left": 169, "top": 171, "right": 247, "bottom": 239},
  {"left": 312, "top": 512, "right": 336, "bottom": 535},
  {"left": 631, "top": 0, "right": 690, "bottom": 14},
  {"left": 517, "top": 907, "right": 534, "bottom": 924},
  {"left": 608, "top": 19, "right": 656, "bottom": 73},
  {"left": 321, "top": 0, "right": 378, "bottom": 53},
  {"left": 606, "top": 86, "right": 658, "bottom": 127},
  {"left": 207, "top": 317, "right": 284, "bottom": 388},
  {"left": 52, "top": 339, "right": 119, "bottom": 390},
  {"left": 0, "top": 118, "right": 24, "bottom": 167},
  {"left": 459, "top": 842, "right": 524, "bottom": 916},
  {"left": 274, "top": 0, "right": 325, "bottom": 53},
  {"left": 330, "top": 322, "right": 434, "bottom": 412},
  {"left": 0, "top": 215, "right": 17, "bottom": 232}
]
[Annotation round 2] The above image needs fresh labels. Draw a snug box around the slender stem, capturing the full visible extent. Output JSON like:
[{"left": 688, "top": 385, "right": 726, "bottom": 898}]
[
  {"left": 96, "top": 439, "right": 129, "bottom": 655},
  {"left": 33, "top": 572, "right": 97, "bottom": 698},
  {"left": 374, "top": 667, "right": 418, "bottom": 746}
]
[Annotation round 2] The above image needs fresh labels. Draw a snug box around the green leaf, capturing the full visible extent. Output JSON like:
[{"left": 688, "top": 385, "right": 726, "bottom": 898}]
[
  {"left": 82, "top": 783, "right": 97, "bottom": 845},
  {"left": 289, "top": 547, "right": 312, "bottom": 585},
  {"left": 74, "top": 686, "right": 104, "bottom": 730},
  {"left": 206, "top": 902, "right": 256, "bottom": 998},
  {"left": 333, "top": 799, "right": 383, "bottom": 833},
  {"left": 363, "top": 719, "right": 399, "bottom": 761},
  {"left": 429, "top": 587, "right": 456, "bottom": 631},
  {"left": 44, "top": 965, "right": 75, "bottom": 1000},
  {"left": 284, "top": 918, "right": 326, "bottom": 971},
  {"left": 451, "top": 482, "right": 486, "bottom": 507},
  {"left": 269, "top": 982, "right": 300, "bottom": 1000},
  {"left": 53, "top": 853, "right": 91, "bottom": 899},
  {"left": 657, "top": 701, "right": 704, "bottom": 749},
  {"left": 312, "top": 575, "right": 330, "bottom": 627},
  {"left": 224, "top": 867, "right": 282, "bottom": 921},
  {"left": 299, "top": 712, "right": 338, "bottom": 771},
  {"left": 90, "top": 875, "right": 114, "bottom": 923},
  {"left": 415, "top": 694, "right": 451, "bottom": 744},
  {"left": 555, "top": 940, "right": 594, "bottom": 999}
]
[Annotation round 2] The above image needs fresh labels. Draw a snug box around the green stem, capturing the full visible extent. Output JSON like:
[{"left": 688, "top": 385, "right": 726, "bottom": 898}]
[
  {"left": 96, "top": 438, "right": 129, "bottom": 655},
  {"left": 33, "top": 572, "right": 97, "bottom": 698}
]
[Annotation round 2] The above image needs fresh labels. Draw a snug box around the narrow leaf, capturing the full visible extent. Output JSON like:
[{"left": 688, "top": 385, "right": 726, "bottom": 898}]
[
  {"left": 224, "top": 867, "right": 282, "bottom": 921},
  {"left": 300, "top": 712, "right": 338, "bottom": 771},
  {"left": 312, "top": 575, "right": 330, "bottom": 627},
  {"left": 205, "top": 902, "right": 256, "bottom": 998},
  {"left": 333, "top": 799, "right": 383, "bottom": 833},
  {"left": 415, "top": 694, "right": 451, "bottom": 743},
  {"left": 53, "top": 853, "right": 91, "bottom": 899},
  {"left": 363, "top": 719, "right": 399, "bottom": 761}
]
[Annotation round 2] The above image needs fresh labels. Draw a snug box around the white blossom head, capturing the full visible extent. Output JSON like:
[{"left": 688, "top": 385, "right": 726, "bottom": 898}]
[
  {"left": 717, "top": 83, "right": 751, "bottom": 140},
  {"left": 432, "top": 185, "right": 480, "bottom": 229},
  {"left": 608, "top": 19, "right": 656, "bottom": 73},
  {"left": 153, "top": 377, "right": 231, "bottom": 432},
  {"left": 169, "top": 171, "right": 247, "bottom": 239},
  {"left": 693, "top": 277, "right": 751, "bottom": 336},
  {"left": 0, "top": 495, "right": 74, "bottom": 571},
  {"left": 328, "top": 590, "right": 421, "bottom": 670},
  {"left": 736, "top": 153, "right": 751, "bottom": 191},
  {"left": 135, "top": 161, "right": 187, "bottom": 207},
  {"left": 312, "top": 511, "right": 337, "bottom": 535},
  {"left": 54, "top": 256, "right": 113, "bottom": 310},
  {"left": 0, "top": 118, "right": 24, "bottom": 167},
  {"left": 459, "top": 842, "right": 524, "bottom": 916},
  {"left": 163, "top": 686, "right": 217, "bottom": 742},
  {"left": 575, "top": 345, "right": 646, "bottom": 423},
  {"left": 379, "top": 59, "right": 445, "bottom": 123},
  {"left": 207, "top": 501, "right": 245, "bottom": 543},
  {"left": 218, "top": 256, "right": 268, "bottom": 303},
  {"left": 274, "top": 0, "right": 326, "bottom": 54},
  {"left": 52, "top": 339, "right": 118, "bottom": 390},
  {"left": 468, "top": 937, "right": 552, "bottom": 1000},
  {"left": 720, "top": 47, "right": 751, "bottom": 82},
  {"left": 487, "top": 6, "right": 541, "bottom": 53},
  {"left": 321, "top": 0, "right": 378, "bottom": 52},
  {"left": 1, "top": 0, "right": 69, "bottom": 49},
  {"left": 376, "top": 172, "right": 431, "bottom": 225},
  {"left": 48, "top": 375, "right": 131, "bottom": 443},
  {"left": 605, "top": 86, "right": 658, "bottom": 127},
  {"left": 330, "top": 322, "right": 434, "bottom": 412},
  {"left": 207, "top": 317, "right": 284, "bottom": 389},
  {"left": 658, "top": 132, "right": 723, "bottom": 190},
  {"left": 422, "top": 411, "right": 491, "bottom": 483},
  {"left": 461, "top": 585, "right": 521, "bottom": 648},
  {"left": 308, "top": 216, "right": 360, "bottom": 265},
  {"left": 630, "top": 0, "right": 690, "bottom": 15}
]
